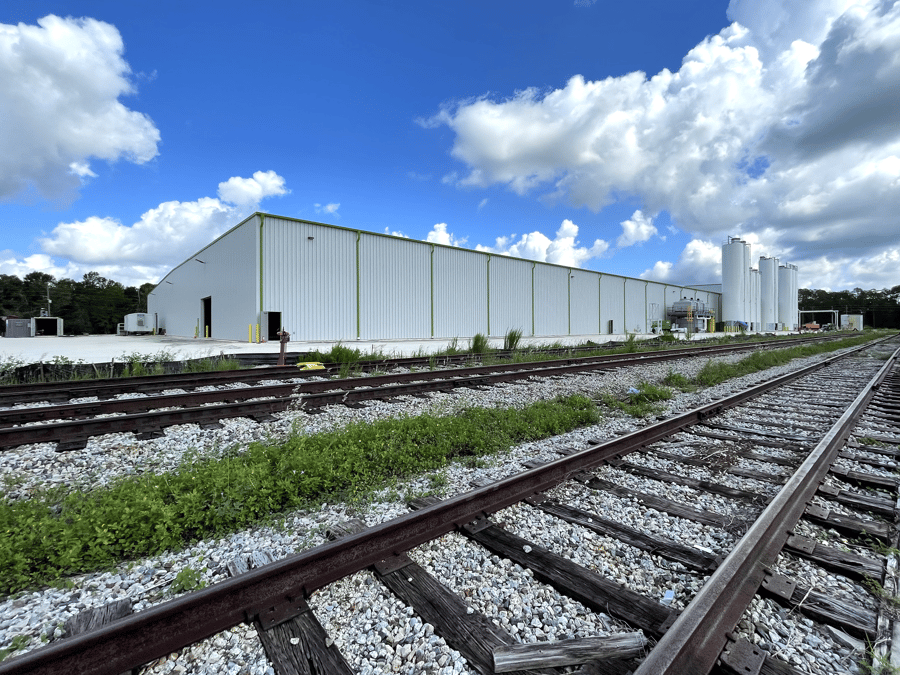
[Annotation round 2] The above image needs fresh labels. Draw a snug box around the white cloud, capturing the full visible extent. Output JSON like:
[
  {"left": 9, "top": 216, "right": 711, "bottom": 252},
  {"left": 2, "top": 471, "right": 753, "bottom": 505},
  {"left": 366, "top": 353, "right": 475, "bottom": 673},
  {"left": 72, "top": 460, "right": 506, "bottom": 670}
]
[
  {"left": 429, "top": 0, "right": 900, "bottom": 289},
  {"left": 218, "top": 171, "right": 288, "bottom": 208},
  {"left": 478, "top": 198, "right": 489, "bottom": 210},
  {"left": 30, "top": 171, "right": 287, "bottom": 283},
  {"left": 641, "top": 239, "right": 722, "bottom": 284},
  {"left": 314, "top": 202, "right": 341, "bottom": 217},
  {"left": 427, "top": 223, "right": 468, "bottom": 247},
  {"left": 0, "top": 15, "right": 160, "bottom": 202},
  {"left": 476, "top": 219, "right": 609, "bottom": 267},
  {"left": 616, "top": 210, "right": 658, "bottom": 248}
]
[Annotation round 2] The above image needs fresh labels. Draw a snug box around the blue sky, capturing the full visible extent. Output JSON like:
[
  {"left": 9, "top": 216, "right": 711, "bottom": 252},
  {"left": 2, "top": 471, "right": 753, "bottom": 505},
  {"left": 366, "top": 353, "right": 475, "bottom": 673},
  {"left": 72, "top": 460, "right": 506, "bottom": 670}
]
[{"left": 2, "top": 1, "right": 898, "bottom": 291}]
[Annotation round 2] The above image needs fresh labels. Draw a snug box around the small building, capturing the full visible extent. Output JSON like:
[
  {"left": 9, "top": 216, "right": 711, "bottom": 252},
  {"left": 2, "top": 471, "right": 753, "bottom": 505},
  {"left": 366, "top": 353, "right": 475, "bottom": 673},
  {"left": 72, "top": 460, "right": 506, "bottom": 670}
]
[
  {"left": 148, "top": 213, "right": 722, "bottom": 343},
  {"left": 2, "top": 316, "right": 63, "bottom": 338},
  {"left": 840, "top": 314, "right": 864, "bottom": 331}
]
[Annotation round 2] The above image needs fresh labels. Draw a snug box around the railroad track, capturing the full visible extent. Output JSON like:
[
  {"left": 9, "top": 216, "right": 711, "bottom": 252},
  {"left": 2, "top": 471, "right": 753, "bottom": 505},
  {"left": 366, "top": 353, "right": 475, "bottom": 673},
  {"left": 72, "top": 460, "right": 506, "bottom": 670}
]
[
  {"left": 0, "top": 336, "right": 848, "bottom": 452},
  {"left": 2, "top": 336, "right": 898, "bottom": 674},
  {"left": 0, "top": 334, "right": 840, "bottom": 405}
]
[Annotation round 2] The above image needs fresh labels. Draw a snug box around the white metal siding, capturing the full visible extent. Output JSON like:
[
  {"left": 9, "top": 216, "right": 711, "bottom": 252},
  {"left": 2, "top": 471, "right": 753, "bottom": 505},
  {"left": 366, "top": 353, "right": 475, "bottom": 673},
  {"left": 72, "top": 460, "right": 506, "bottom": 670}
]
[
  {"left": 149, "top": 218, "right": 258, "bottom": 340},
  {"left": 600, "top": 275, "right": 625, "bottom": 334},
  {"left": 263, "top": 217, "right": 357, "bottom": 341},
  {"left": 151, "top": 213, "right": 723, "bottom": 342},
  {"left": 489, "top": 255, "right": 532, "bottom": 337},
  {"left": 359, "top": 234, "right": 431, "bottom": 339},
  {"left": 433, "top": 247, "right": 488, "bottom": 338},
  {"left": 570, "top": 269, "right": 599, "bottom": 335},
  {"left": 624, "top": 279, "right": 648, "bottom": 333},
  {"left": 533, "top": 265, "right": 569, "bottom": 335}
]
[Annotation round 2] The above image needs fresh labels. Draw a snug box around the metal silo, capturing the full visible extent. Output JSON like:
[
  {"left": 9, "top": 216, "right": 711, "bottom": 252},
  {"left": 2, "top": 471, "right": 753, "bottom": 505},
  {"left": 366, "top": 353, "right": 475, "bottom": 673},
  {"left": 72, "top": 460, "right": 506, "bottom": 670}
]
[
  {"left": 721, "top": 237, "right": 747, "bottom": 323},
  {"left": 749, "top": 268, "right": 760, "bottom": 330},
  {"left": 777, "top": 264, "right": 798, "bottom": 330},
  {"left": 759, "top": 257, "right": 778, "bottom": 330}
]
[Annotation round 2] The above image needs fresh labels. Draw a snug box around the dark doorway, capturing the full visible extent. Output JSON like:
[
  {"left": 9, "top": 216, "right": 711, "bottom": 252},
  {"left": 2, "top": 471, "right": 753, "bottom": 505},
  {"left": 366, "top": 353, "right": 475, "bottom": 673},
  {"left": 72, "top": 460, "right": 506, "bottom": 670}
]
[
  {"left": 201, "top": 297, "right": 212, "bottom": 338},
  {"left": 267, "top": 311, "right": 281, "bottom": 341},
  {"left": 34, "top": 318, "right": 59, "bottom": 336}
]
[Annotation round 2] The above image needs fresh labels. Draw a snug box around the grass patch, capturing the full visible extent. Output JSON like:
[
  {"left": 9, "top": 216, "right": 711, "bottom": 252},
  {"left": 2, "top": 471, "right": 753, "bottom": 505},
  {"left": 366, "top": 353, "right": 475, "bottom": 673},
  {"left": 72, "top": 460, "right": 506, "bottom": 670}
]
[
  {"left": 601, "top": 381, "right": 673, "bottom": 417},
  {"left": 0, "top": 395, "right": 598, "bottom": 594},
  {"left": 662, "top": 370, "right": 697, "bottom": 392},
  {"left": 183, "top": 356, "right": 241, "bottom": 373},
  {"left": 469, "top": 333, "right": 490, "bottom": 355},
  {"left": 503, "top": 328, "right": 523, "bottom": 351},
  {"left": 305, "top": 343, "right": 366, "bottom": 365},
  {"left": 694, "top": 333, "right": 884, "bottom": 387}
]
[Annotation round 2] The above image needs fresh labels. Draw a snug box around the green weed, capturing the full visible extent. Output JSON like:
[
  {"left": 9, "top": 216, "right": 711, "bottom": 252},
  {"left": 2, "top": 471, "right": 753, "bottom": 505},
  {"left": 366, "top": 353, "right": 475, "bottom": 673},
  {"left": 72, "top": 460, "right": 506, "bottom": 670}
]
[
  {"left": 0, "top": 395, "right": 598, "bottom": 594},
  {"left": 662, "top": 371, "right": 696, "bottom": 392},
  {"left": 601, "top": 381, "right": 673, "bottom": 417},
  {"left": 503, "top": 328, "right": 523, "bottom": 351},
  {"left": 469, "top": 333, "right": 490, "bottom": 355},
  {"left": 0, "top": 634, "right": 31, "bottom": 663},
  {"left": 169, "top": 565, "right": 207, "bottom": 594}
]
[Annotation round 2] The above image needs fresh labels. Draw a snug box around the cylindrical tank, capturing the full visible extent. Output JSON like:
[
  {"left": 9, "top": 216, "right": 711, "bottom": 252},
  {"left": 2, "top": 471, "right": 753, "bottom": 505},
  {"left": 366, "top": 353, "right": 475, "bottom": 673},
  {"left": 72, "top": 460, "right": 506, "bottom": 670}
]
[
  {"left": 749, "top": 269, "right": 760, "bottom": 330},
  {"left": 777, "top": 264, "right": 798, "bottom": 329},
  {"left": 791, "top": 265, "right": 799, "bottom": 329},
  {"left": 743, "top": 244, "right": 751, "bottom": 327},
  {"left": 722, "top": 238, "right": 747, "bottom": 323},
  {"left": 759, "top": 257, "right": 777, "bottom": 329}
]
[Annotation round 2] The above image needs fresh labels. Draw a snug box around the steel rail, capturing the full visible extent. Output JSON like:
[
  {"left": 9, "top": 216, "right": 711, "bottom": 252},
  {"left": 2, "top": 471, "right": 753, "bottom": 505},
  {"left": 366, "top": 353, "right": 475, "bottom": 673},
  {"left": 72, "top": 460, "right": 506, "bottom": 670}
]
[
  {"left": 0, "top": 338, "right": 859, "bottom": 450},
  {"left": 0, "top": 335, "right": 841, "bottom": 405},
  {"left": 0, "top": 340, "right": 883, "bottom": 675},
  {"left": 633, "top": 342, "right": 900, "bottom": 675}
]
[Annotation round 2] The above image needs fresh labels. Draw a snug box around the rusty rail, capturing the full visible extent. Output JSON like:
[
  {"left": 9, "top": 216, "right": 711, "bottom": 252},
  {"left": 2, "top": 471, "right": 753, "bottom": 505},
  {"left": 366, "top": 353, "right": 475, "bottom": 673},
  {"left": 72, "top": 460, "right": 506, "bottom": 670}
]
[{"left": 1, "top": 339, "right": 886, "bottom": 674}]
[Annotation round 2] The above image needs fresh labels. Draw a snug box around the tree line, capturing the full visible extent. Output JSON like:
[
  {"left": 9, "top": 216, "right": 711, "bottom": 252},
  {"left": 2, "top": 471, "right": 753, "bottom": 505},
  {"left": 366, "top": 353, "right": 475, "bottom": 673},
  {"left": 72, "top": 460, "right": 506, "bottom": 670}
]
[
  {"left": 0, "top": 271, "right": 156, "bottom": 335},
  {"left": 799, "top": 286, "right": 900, "bottom": 328}
]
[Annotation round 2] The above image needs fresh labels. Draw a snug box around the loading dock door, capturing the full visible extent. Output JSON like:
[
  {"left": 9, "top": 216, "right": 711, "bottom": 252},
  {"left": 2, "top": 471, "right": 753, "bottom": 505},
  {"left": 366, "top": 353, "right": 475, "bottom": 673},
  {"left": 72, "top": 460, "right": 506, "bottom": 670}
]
[{"left": 201, "top": 297, "right": 212, "bottom": 338}]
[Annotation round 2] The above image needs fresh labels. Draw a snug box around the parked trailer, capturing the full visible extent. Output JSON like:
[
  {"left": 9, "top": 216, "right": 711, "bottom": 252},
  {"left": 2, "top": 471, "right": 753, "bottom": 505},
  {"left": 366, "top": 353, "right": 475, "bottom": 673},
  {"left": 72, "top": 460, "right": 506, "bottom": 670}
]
[{"left": 122, "top": 313, "right": 156, "bottom": 335}]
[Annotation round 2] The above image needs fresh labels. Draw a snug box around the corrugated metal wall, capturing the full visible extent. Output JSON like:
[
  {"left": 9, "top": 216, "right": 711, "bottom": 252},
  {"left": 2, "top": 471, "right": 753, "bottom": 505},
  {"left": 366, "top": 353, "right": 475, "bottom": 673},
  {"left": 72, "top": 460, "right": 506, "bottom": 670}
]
[
  {"left": 263, "top": 216, "right": 357, "bottom": 341},
  {"left": 152, "top": 213, "right": 724, "bottom": 342},
  {"left": 488, "top": 255, "right": 532, "bottom": 336},
  {"left": 359, "top": 233, "right": 431, "bottom": 339},
  {"left": 624, "top": 279, "right": 648, "bottom": 333},
  {"left": 433, "top": 246, "right": 488, "bottom": 338},
  {"left": 533, "top": 265, "right": 569, "bottom": 335},
  {"left": 570, "top": 269, "right": 600, "bottom": 335},
  {"left": 149, "top": 218, "right": 258, "bottom": 340}
]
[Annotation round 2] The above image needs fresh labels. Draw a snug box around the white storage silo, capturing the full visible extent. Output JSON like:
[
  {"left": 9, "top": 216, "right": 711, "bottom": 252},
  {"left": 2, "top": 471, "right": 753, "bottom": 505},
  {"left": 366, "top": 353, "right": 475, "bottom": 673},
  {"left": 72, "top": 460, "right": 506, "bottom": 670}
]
[
  {"left": 722, "top": 237, "right": 747, "bottom": 323},
  {"left": 791, "top": 264, "right": 799, "bottom": 330},
  {"left": 743, "top": 244, "right": 751, "bottom": 326},
  {"left": 759, "top": 257, "right": 778, "bottom": 330},
  {"left": 750, "top": 268, "right": 761, "bottom": 330},
  {"left": 777, "top": 264, "right": 798, "bottom": 330}
]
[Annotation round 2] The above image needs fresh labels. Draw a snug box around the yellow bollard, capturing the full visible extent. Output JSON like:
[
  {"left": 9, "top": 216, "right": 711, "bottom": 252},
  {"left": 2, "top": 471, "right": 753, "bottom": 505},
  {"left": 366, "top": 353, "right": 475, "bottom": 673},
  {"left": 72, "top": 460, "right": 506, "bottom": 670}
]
[
  {"left": 256, "top": 324, "right": 260, "bottom": 343},
  {"left": 205, "top": 325, "right": 209, "bottom": 338},
  {"left": 248, "top": 324, "right": 252, "bottom": 343}
]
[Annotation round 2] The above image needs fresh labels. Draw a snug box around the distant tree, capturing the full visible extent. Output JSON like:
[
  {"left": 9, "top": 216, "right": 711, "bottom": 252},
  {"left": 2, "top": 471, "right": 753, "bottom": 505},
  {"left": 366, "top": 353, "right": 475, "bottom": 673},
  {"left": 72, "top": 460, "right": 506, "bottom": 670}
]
[
  {"left": 0, "top": 274, "right": 26, "bottom": 315},
  {"left": 22, "top": 271, "right": 56, "bottom": 316}
]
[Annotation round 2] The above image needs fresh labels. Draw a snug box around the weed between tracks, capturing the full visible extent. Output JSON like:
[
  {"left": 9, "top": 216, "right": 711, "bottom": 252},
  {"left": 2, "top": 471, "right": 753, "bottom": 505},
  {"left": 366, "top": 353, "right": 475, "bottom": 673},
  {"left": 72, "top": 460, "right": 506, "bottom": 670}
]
[{"left": 0, "top": 395, "right": 598, "bottom": 594}]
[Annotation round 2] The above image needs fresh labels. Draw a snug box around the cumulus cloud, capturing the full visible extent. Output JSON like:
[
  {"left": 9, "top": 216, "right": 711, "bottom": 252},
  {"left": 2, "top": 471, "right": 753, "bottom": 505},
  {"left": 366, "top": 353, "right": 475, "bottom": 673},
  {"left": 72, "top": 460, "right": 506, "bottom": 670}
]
[
  {"left": 616, "top": 210, "right": 658, "bottom": 248},
  {"left": 33, "top": 171, "right": 287, "bottom": 282},
  {"left": 640, "top": 239, "right": 722, "bottom": 285},
  {"left": 428, "top": 0, "right": 900, "bottom": 289},
  {"left": 476, "top": 219, "right": 609, "bottom": 267},
  {"left": 0, "top": 15, "right": 160, "bottom": 202},
  {"left": 314, "top": 202, "right": 341, "bottom": 217},
  {"left": 427, "top": 223, "right": 468, "bottom": 247}
]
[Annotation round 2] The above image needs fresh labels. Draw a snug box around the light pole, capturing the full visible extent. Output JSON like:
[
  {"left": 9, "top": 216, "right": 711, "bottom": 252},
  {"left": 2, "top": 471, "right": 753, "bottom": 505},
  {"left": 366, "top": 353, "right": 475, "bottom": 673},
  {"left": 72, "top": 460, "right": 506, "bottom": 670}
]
[{"left": 45, "top": 282, "right": 54, "bottom": 316}]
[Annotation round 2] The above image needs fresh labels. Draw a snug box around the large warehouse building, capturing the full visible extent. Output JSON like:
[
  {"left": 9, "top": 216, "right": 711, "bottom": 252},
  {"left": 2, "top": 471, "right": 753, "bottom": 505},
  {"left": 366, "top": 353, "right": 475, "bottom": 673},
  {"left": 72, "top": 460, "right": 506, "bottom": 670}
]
[{"left": 148, "top": 213, "right": 723, "bottom": 343}]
